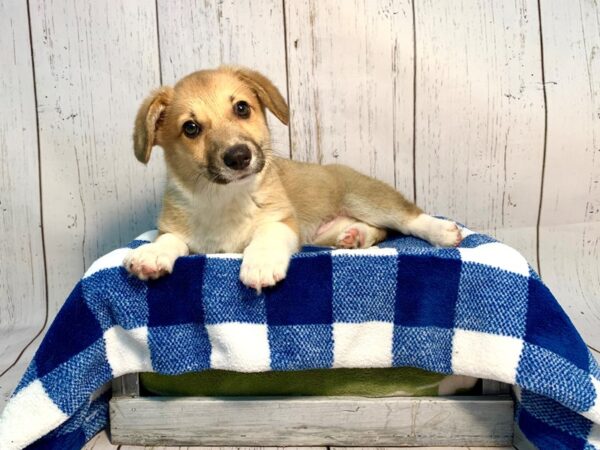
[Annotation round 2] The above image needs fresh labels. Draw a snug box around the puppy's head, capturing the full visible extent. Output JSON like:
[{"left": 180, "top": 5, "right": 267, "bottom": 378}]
[{"left": 133, "top": 66, "right": 288, "bottom": 185}]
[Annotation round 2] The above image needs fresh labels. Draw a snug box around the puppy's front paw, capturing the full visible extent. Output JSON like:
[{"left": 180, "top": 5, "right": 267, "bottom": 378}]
[
  {"left": 427, "top": 218, "right": 463, "bottom": 247},
  {"left": 240, "top": 246, "right": 291, "bottom": 292},
  {"left": 123, "top": 243, "right": 178, "bottom": 280}
]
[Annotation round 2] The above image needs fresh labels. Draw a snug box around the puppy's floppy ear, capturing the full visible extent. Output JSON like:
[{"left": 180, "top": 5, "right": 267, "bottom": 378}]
[
  {"left": 133, "top": 86, "right": 174, "bottom": 164},
  {"left": 231, "top": 67, "right": 289, "bottom": 125}
]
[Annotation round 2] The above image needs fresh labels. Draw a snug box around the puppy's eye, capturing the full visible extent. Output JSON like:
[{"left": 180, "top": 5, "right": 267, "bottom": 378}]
[
  {"left": 182, "top": 120, "right": 202, "bottom": 138},
  {"left": 233, "top": 101, "right": 251, "bottom": 119}
]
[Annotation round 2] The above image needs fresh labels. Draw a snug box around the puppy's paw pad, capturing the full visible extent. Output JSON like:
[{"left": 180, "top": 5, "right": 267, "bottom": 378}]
[
  {"left": 429, "top": 219, "right": 463, "bottom": 247},
  {"left": 336, "top": 227, "right": 362, "bottom": 249},
  {"left": 123, "top": 244, "right": 176, "bottom": 280},
  {"left": 240, "top": 248, "right": 290, "bottom": 291}
]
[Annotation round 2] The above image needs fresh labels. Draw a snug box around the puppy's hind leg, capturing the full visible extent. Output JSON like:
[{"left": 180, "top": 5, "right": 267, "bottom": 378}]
[{"left": 335, "top": 166, "right": 462, "bottom": 247}]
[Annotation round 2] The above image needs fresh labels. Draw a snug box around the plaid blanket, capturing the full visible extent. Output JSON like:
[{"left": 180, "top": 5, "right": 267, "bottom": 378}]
[{"left": 0, "top": 228, "right": 599, "bottom": 449}]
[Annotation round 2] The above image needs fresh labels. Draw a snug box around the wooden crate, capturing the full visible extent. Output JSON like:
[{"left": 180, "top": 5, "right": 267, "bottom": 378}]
[{"left": 109, "top": 374, "right": 514, "bottom": 447}]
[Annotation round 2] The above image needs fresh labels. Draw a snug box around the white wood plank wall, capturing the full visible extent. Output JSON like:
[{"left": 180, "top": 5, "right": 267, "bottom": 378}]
[{"left": 1, "top": 0, "right": 598, "bottom": 410}]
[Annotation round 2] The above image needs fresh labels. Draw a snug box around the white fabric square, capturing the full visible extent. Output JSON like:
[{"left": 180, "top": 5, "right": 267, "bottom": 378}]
[
  {"left": 452, "top": 329, "right": 524, "bottom": 384},
  {"left": 332, "top": 247, "right": 398, "bottom": 257},
  {"left": 584, "top": 377, "right": 600, "bottom": 424},
  {"left": 104, "top": 326, "right": 152, "bottom": 377},
  {"left": 83, "top": 247, "right": 131, "bottom": 278},
  {"left": 207, "top": 323, "right": 270, "bottom": 371},
  {"left": 0, "top": 380, "right": 68, "bottom": 450},
  {"left": 84, "top": 230, "right": 159, "bottom": 278},
  {"left": 333, "top": 321, "right": 393, "bottom": 368},
  {"left": 459, "top": 226, "right": 475, "bottom": 238},
  {"left": 458, "top": 242, "right": 529, "bottom": 276},
  {"left": 134, "top": 230, "right": 159, "bottom": 242}
]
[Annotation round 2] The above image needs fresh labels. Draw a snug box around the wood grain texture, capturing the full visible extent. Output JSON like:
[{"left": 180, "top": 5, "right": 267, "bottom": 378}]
[
  {"left": 28, "top": 0, "right": 164, "bottom": 317},
  {"left": 0, "top": 0, "right": 46, "bottom": 374},
  {"left": 538, "top": 0, "right": 600, "bottom": 350},
  {"left": 156, "top": 0, "right": 289, "bottom": 158},
  {"left": 85, "top": 428, "right": 510, "bottom": 450},
  {"left": 110, "top": 396, "right": 513, "bottom": 446},
  {"left": 332, "top": 447, "right": 515, "bottom": 450},
  {"left": 413, "top": 0, "right": 545, "bottom": 267},
  {"left": 285, "top": 0, "right": 415, "bottom": 195}
]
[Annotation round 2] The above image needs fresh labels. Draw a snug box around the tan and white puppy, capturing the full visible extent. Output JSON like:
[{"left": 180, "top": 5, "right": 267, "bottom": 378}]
[{"left": 124, "top": 66, "right": 462, "bottom": 290}]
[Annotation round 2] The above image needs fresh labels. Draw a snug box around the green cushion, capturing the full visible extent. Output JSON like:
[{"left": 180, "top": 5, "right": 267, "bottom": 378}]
[{"left": 141, "top": 368, "right": 458, "bottom": 397}]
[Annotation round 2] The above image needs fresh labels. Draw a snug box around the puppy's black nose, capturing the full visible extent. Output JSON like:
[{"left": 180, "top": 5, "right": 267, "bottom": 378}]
[{"left": 223, "top": 144, "right": 251, "bottom": 170}]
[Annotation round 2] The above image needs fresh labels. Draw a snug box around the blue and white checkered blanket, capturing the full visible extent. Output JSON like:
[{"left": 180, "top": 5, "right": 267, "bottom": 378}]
[{"left": 1, "top": 228, "right": 599, "bottom": 449}]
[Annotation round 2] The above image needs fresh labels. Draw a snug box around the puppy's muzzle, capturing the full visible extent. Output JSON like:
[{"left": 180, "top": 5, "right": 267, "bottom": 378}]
[{"left": 223, "top": 144, "right": 252, "bottom": 171}]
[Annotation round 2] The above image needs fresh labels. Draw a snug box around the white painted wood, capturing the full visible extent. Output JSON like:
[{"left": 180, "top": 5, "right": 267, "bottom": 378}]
[
  {"left": 0, "top": 0, "right": 46, "bottom": 374},
  {"left": 284, "top": 0, "right": 415, "bottom": 195},
  {"left": 156, "top": 0, "right": 289, "bottom": 158},
  {"left": 537, "top": 0, "right": 600, "bottom": 353},
  {"left": 413, "top": 0, "right": 545, "bottom": 268},
  {"left": 110, "top": 396, "right": 513, "bottom": 446},
  {"left": 27, "top": 0, "right": 164, "bottom": 317}
]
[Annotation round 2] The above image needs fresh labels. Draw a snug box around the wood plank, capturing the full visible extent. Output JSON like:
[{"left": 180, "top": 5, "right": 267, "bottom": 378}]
[
  {"left": 537, "top": 0, "right": 600, "bottom": 352},
  {"left": 156, "top": 0, "right": 289, "bottom": 157},
  {"left": 284, "top": 0, "right": 415, "bottom": 195},
  {"left": 83, "top": 430, "right": 118, "bottom": 450},
  {"left": 413, "top": 0, "right": 545, "bottom": 267},
  {"left": 120, "top": 445, "right": 324, "bottom": 450},
  {"left": 332, "top": 447, "right": 515, "bottom": 450},
  {"left": 110, "top": 396, "right": 513, "bottom": 447},
  {"left": 0, "top": 0, "right": 46, "bottom": 374},
  {"left": 28, "top": 0, "right": 163, "bottom": 318}
]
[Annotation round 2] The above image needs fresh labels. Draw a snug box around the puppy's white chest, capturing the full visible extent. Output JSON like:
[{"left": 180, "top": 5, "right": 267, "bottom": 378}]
[{"left": 187, "top": 190, "right": 258, "bottom": 254}]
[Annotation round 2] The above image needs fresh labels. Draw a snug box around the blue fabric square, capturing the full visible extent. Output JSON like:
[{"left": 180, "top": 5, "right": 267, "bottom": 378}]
[
  {"left": 28, "top": 428, "right": 86, "bottom": 450},
  {"left": 202, "top": 257, "right": 267, "bottom": 324},
  {"left": 35, "top": 283, "right": 103, "bottom": 378},
  {"left": 394, "top": 255, "right": 461, "bottom": 328},
  {"left": 266, "top": 253, "right": 333, "bottom": 325},
  {"left": 41, "top": 340, "right": 112, "bottom": 415},
  {"left": 517, "top": 343, "right": 595, "bottom": 413},
  {"left": 128, "top": 239, "right": 152, "bottom": 249},
  {"left": 392, "top": 325, "right": 453, "bottom": 373},
  {"left": 518, "top": 406, "right": 586, "bottom": 450},
  {"left": 520, "top": 389, "right": 593, "bottom": 440},
  {"left": 332, "top": 253, "right": 397, "bottom": 322},
  {"left": 460, "top": 233, "right": 497, "bottom": 248},
  {"left": 83, "top": 267, "right": 149, "bottom": 331},
  {"left": 269, "top": 324, "right": 333, "bottom": 370},
  {"left": 148, "top": 324, "right": 211, "bottom": 374},
  {"left": 455, "top": 263, "right": 528, "bottom": 337},
  {"left": 525, "top": 277, "right": 589, "bottom": 371},
  {"left": 148, "top": 256, "right": 206, "bottom": 327},
  {"left": 13, "top": 360, "right": 37, "bottom": 395}
]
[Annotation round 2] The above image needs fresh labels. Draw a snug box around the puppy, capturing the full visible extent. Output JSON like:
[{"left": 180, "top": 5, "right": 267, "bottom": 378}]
[{"left": 124, "top": 66, "right": 462, "bottom": 290}]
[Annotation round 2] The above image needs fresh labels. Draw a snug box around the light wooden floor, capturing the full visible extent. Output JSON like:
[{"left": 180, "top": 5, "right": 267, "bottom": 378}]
[{"left": 84, "top": 431, "right": 516, "bottom": 450}]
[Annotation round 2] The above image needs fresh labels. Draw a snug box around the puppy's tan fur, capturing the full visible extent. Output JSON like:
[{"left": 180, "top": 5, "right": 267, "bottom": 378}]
[{"left": 124, "top": 66, "right": 462, "bottom": 289}]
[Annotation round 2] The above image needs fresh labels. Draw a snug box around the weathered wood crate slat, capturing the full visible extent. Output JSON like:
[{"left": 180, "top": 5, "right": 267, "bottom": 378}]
[{"left": 110, "top": 374, "right": 514, "bottom": 447}]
